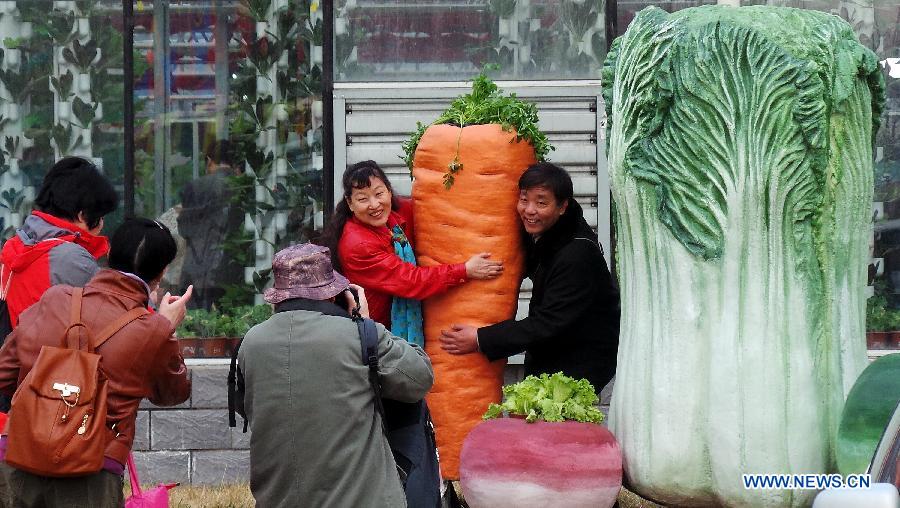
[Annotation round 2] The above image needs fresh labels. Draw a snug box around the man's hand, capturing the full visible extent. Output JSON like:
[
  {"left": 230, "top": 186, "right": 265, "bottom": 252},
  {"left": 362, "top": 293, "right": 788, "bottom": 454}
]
[
  {"left": 344, "top": 284, "right": 370, "bottom": 319},
  {"left": 439, "top": 324, "right": 479, "bottom": 355},
  {"left": 158, "top": 285, "right": 194, "bottom": 329}
]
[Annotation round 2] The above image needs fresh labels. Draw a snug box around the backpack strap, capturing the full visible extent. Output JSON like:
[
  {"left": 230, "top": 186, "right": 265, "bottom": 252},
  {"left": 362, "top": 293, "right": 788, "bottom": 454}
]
[
  {"left": 357, "top": 317, "right": 385, "bottom": 418},
  {"left": 228, "top": 338, "right": 248, "bottom": 432},
  {"left": 63, "top": 288, "right": 87, "bottom": 349},
  {"left": 69, "top": 287, "right": 83, "bottom": 324},
  {"left": 90, "top": 307, "right": 149, "bottom": 352}
]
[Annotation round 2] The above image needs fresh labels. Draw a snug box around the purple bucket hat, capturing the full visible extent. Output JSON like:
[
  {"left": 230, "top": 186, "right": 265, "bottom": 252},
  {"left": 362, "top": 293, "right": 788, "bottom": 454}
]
[{"left": 263, "top": 243, "right": 350, "bottom": 304}]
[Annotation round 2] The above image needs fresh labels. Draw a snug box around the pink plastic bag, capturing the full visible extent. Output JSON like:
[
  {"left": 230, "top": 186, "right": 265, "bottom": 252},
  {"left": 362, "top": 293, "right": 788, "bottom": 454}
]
[{"left": 125, "top": 453, "right": 178, "bottom": 508}]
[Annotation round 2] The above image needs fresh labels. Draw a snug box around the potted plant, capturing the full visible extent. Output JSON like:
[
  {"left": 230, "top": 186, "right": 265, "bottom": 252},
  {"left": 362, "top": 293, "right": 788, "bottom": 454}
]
[
  {"left": 0, "top": 187, "right": 24, "bottom": 226},
  {"left": 199, "top": 319, "right": 231, "bottom": 358},
  {"left": 3, "top": 37, "right": 23, "bottom": 68},
  {"left": 62, "top": 38, "right": 98, "bottom": 93},
  {"left": 490, "top": 0, "right": 517, "bottom": 37},
  {"left": 176, "top": 305, "right": 274, "bottom": 358},
  {"left": 177, "top": 308, "right": 237, "bottom": 358},
  {"left": 50, "top": 69, "right": 74, "bottom": 101},
  {"left": 866, "top": 290, "right": 900, "bottom": 350},
  {"left": 0, "top": 64, "right": 31, "bottom": 120},
  {"left": 50, "top": 123, "right": 78, "bottom": 155},
  {"left": 175, "top": 308, "right": 212, "bottom": 358},
  {"left": 459, "top": 373, "right": 622, "bottom": 508},
  {"left": 70, "top": 96, "right": 96, "bottom": 131},
  {"left": 2, "top": 135, "right": 19, "bottom": 177}
]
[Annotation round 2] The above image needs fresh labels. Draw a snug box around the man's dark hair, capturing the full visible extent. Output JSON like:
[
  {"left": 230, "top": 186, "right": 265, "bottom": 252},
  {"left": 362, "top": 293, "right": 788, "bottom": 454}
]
[
  {"left": 108, "top": 218, "right": 177, "bottom": 284},
  {"left": 518, "top": 162, "right": 574, "bottom": 204},
  {"left": 33, "top": 156, "right": 118, "bottom": 230}
]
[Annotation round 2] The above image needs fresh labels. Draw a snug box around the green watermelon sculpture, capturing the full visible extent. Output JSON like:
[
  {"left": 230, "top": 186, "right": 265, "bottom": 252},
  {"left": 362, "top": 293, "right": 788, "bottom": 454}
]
[
  {"left": 604, "top": 5, "right": 884, "bottom": 507},
  {"left": 836, "top": 354, "right": 900, "bottom": 477}
]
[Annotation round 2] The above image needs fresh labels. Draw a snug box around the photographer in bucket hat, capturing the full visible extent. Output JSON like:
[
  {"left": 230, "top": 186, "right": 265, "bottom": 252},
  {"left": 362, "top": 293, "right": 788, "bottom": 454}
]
[{"left": 237, "top": 243, "right": 434, "bottom": 508}]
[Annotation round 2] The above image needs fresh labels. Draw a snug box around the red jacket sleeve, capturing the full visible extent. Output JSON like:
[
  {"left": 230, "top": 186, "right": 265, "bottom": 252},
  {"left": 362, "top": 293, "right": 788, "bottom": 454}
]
[{"left": 341, "top": 239, "right": 467, "bottom": 301}]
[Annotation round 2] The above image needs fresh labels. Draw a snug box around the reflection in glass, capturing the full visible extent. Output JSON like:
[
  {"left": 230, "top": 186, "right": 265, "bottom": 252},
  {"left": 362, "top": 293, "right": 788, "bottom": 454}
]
[
  {"left": 0, "top": 1, "right": 125, "bottom": 239},
  {"left": 134, "top": 1, "right": 325, "bottom": 310},
  {"left": 334, "top": 0, "right": 607, "bottom": 81},
  {"left": 613, "top": 0, "right": 716, "bottom": 37}
]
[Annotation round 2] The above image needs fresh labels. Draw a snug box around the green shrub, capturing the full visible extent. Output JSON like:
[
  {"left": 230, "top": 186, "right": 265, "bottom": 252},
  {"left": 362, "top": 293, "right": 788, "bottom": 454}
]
[{"left": 177, "top": 305, "right": 273, "bottom": 337}]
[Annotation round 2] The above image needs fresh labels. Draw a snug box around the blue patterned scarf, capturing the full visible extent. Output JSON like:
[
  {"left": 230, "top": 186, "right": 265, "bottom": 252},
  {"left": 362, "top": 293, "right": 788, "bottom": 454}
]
[{"left": 390, "top": 224, "right": 425, "bottom": 347}]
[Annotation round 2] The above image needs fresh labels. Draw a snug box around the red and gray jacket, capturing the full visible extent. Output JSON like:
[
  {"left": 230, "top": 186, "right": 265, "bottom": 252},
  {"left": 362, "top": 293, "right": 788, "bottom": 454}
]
[{"left": 0, "top": 211, "right": 110, "bottom": 327}]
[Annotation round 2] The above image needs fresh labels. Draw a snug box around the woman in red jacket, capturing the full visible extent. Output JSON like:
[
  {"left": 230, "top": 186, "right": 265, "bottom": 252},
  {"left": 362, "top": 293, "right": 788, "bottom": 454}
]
[
  {"left": 0, "top": 157, "right": 118, "bottom": 329},
  {"left": 320, "top": 160, "right": 502, "bottom": 346}
]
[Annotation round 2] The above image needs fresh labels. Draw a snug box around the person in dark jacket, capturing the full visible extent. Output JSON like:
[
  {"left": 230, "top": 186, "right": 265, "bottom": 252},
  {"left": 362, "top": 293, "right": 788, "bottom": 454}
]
[
  {"left": 177, "top": 140, "right": 244, "bottom": 309},
  {"left": 439, "top": 162, "right": 620, "bottom": 391}
]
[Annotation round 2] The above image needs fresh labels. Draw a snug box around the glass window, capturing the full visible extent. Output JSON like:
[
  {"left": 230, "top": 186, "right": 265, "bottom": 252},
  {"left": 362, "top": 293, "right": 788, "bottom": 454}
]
[
  {"left": 134, "top": 0, "right": 325, "bottom": 316},
  {"left": 334, "top": 0, "right": 607, "bottom": 81},
  {"left": 614, "top": 0, "right": 717, "bottom": 37},
  {"left": 0, "top": 1, "right": 125, "bottom": 239}
]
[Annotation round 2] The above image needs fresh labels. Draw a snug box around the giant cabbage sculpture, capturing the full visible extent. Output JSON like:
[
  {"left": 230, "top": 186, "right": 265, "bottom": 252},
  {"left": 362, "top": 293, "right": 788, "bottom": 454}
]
[{"left": 604, "top": 6, "right": 884, "bottom": 507}]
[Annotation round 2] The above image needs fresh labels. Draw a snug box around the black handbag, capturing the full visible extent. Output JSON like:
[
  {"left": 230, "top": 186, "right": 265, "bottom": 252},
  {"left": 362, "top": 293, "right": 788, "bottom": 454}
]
[
  {"left": 227, "top": 337, "right": 248, "bottom": 433},
  {"left": 356, "top": 317, "right": 442, "bottom": 508}
]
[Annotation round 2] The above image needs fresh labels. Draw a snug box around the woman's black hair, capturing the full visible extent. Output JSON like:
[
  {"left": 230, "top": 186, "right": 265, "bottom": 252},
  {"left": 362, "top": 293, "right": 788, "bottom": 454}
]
[
  {"left": 317, "top": 160, "right": 399, "bottom": 272},
  {"left": 34, "top": 157, "right": 118, "bottom": 230},
  {"left": 518, "top": 162, "right": 574, "bottom": 205},
  {"left": 108, "top": 218, "right": 178, "bottom": 284}
]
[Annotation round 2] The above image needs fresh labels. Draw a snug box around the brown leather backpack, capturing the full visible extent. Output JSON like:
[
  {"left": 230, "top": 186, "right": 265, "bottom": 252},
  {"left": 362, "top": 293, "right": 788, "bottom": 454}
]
[{"left": 4, "top": 288, "right": 147, "bottom": 477}]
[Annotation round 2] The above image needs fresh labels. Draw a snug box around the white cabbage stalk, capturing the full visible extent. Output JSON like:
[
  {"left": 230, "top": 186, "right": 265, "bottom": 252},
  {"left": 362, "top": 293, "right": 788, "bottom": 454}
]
[{"left": 604, "top": 6, "right": 884, "bottom": 507}]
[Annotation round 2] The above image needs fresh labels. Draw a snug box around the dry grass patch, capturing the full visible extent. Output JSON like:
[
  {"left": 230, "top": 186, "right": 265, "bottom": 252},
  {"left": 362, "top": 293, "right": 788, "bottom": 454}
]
[
  {"left": 617, "top": 487, "right": 665, "bottom": 508},
  {"left": 125, "top": 483, "right": 253, "bottom": 508}
]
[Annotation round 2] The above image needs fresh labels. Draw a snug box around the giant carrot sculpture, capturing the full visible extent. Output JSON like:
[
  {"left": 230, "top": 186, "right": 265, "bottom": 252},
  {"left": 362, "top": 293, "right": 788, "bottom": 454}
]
[{"left": 404, "top": 74, "right": 552, "bottom": 478}]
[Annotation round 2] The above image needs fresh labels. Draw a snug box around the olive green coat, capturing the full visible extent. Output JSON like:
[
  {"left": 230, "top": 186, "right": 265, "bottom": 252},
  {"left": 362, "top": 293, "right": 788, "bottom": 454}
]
[{"left": 238, "top": 300, "right": 434, "bottom": 508}]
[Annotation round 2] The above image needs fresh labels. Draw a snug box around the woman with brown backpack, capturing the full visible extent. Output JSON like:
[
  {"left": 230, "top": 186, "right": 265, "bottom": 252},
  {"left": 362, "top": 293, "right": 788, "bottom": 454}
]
[{"left": 0, "top": 218, "right": 193, "bottom": 507}]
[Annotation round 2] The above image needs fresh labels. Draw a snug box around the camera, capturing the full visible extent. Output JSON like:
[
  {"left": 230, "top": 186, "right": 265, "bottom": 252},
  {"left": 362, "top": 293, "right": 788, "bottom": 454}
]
[
  {"left": 335, "top": 286, "right": 360, "bottom": 316},
  {"left": 345, "top": 286, "right": 359, "bottom": 307}
]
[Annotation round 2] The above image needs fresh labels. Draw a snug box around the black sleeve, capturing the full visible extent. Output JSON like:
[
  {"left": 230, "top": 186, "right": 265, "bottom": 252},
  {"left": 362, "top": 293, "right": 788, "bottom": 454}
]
[{"left": 477, "top": 242, "right": 602, "bottom": 361}]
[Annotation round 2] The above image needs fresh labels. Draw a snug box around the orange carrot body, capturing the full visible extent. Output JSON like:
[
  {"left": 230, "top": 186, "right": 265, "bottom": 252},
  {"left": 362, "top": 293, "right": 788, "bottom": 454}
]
[{"left": 412, "top": 123, "right": 535, "bottom": 479}]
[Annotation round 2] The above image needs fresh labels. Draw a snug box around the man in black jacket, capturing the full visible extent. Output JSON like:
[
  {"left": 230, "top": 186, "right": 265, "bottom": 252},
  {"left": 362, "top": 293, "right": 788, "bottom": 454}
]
[{"left": 439, "top": 163, "right": 620, "bottom": 391}]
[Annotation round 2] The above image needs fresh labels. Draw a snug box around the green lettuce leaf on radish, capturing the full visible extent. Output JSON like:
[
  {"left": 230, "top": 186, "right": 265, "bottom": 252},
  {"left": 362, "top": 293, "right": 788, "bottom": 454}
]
[{"left": 484, "top": 372, "right": 604, "bottom": 424}]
